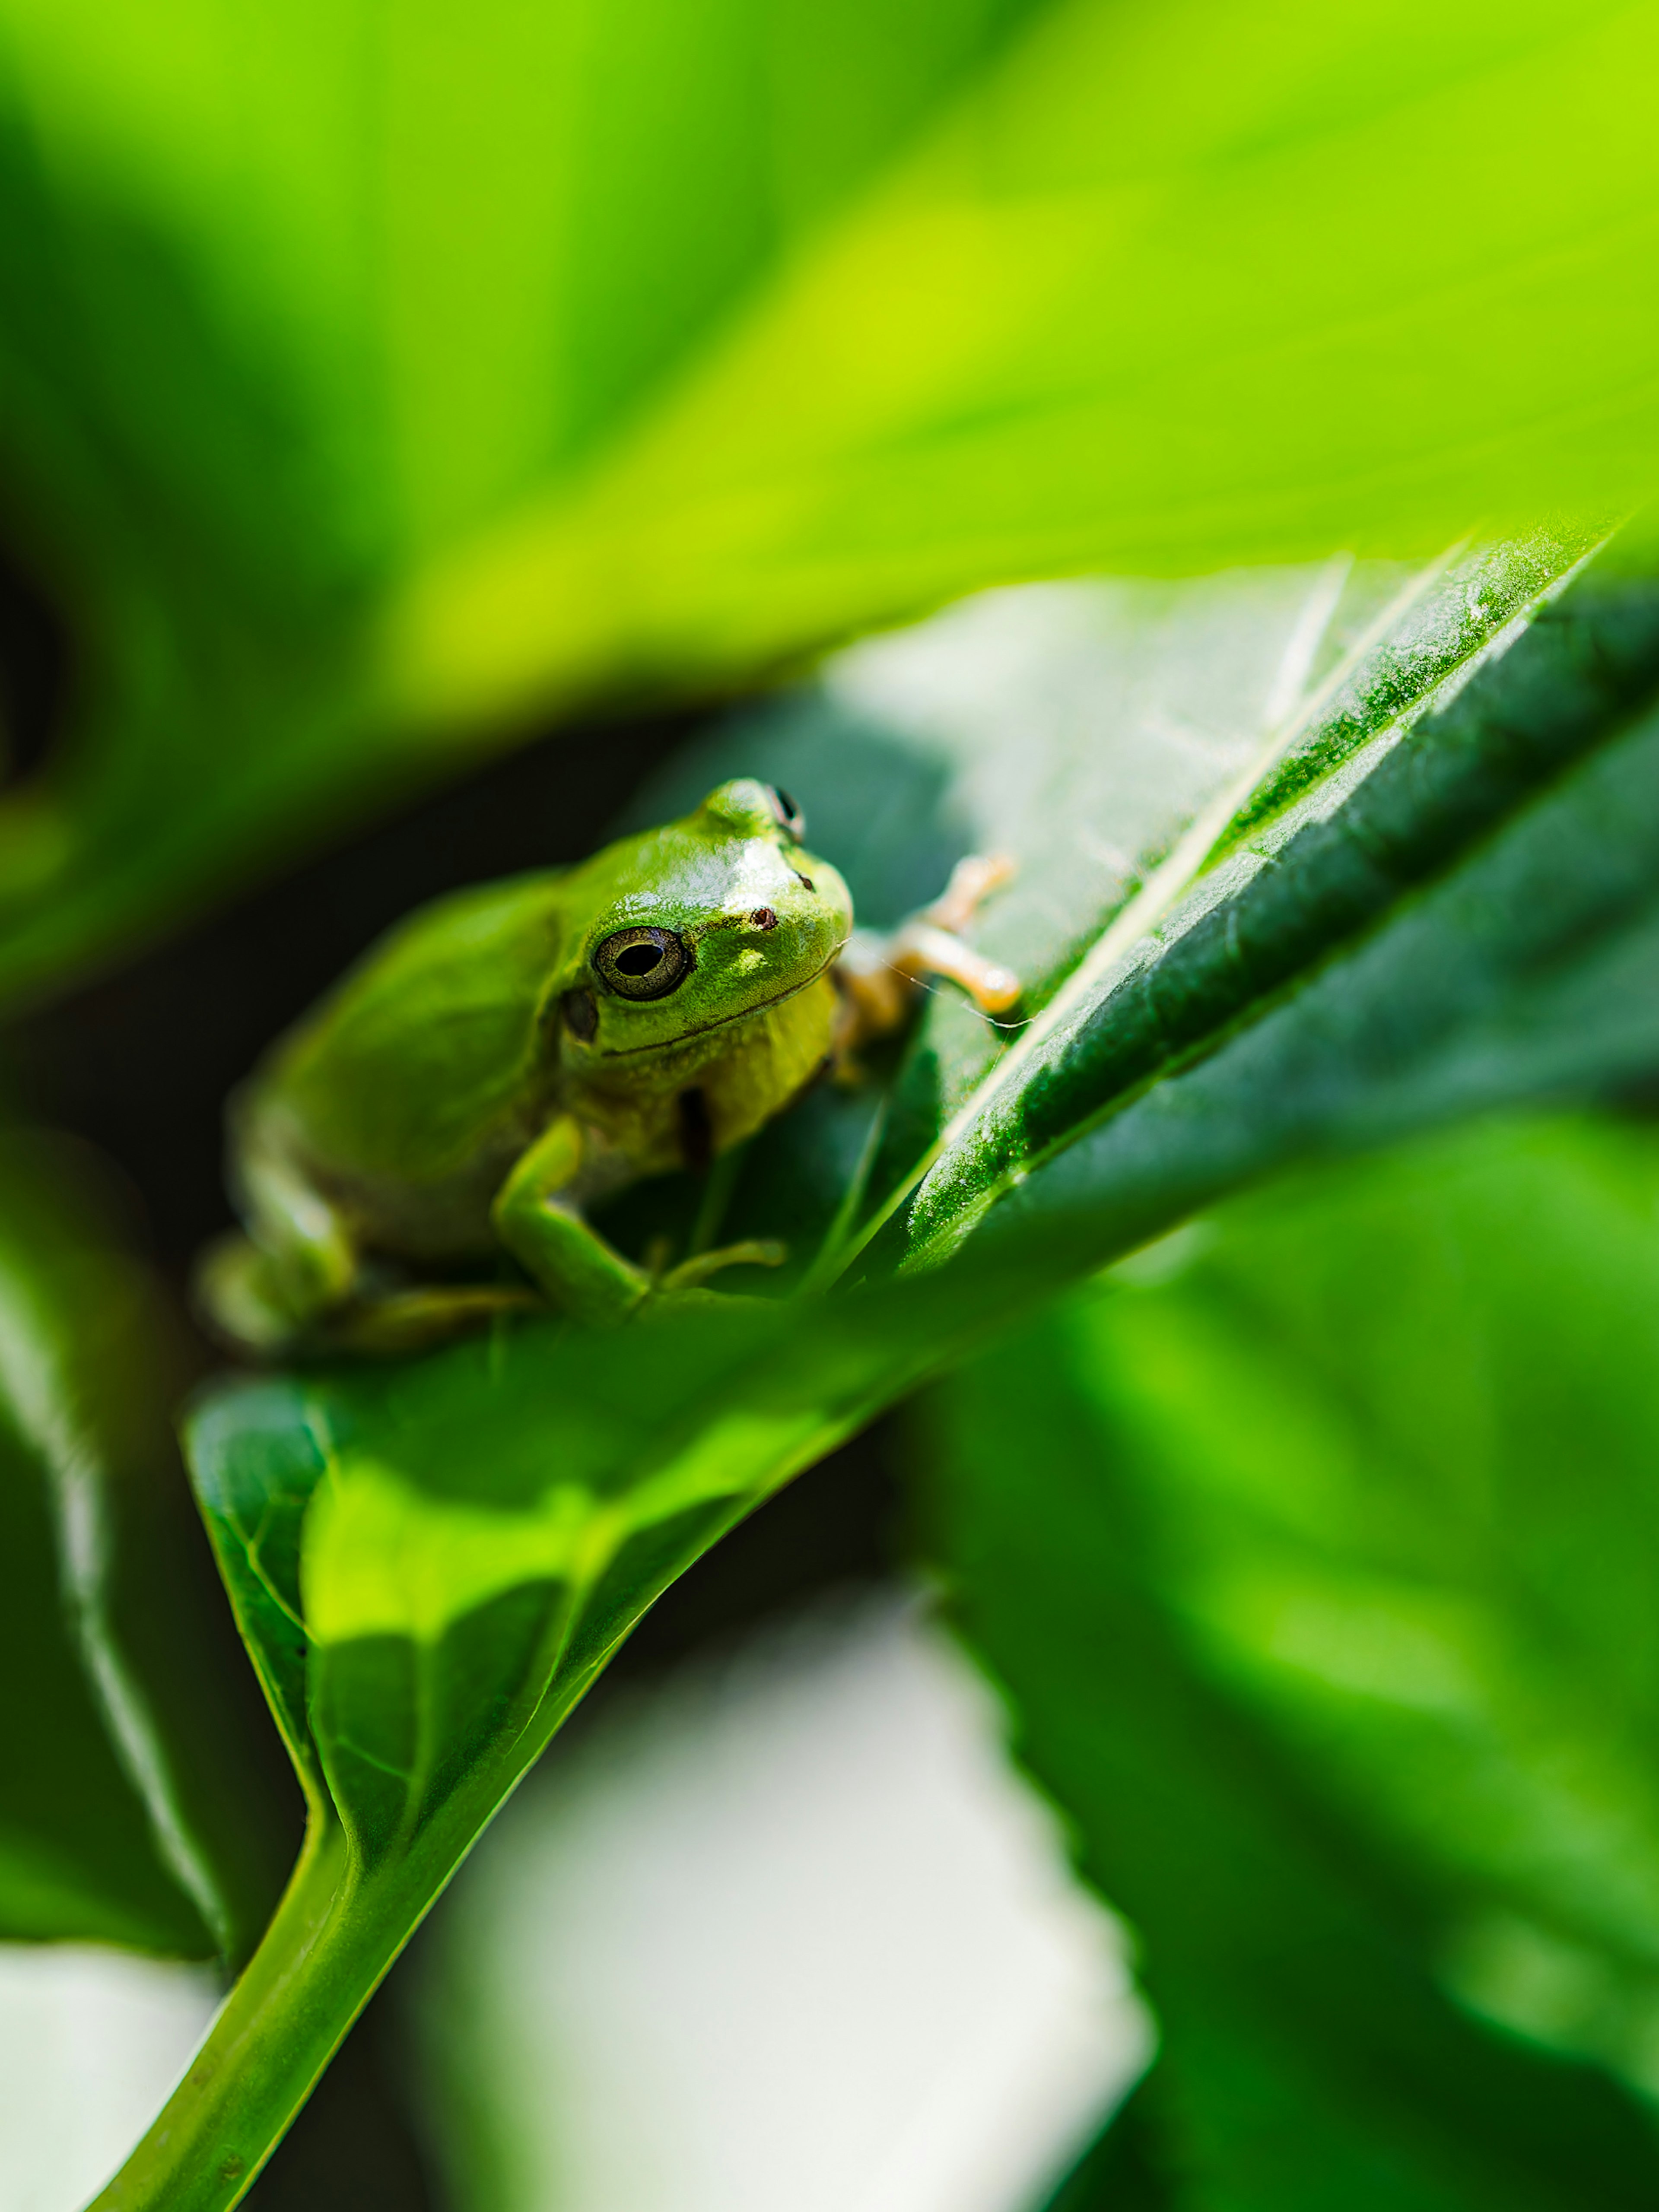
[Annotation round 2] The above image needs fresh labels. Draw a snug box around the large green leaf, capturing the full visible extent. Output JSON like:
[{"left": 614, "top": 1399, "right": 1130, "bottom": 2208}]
[
  {"left": 930, "top": 1113, "right": 1659, "bottom": 2206},
  {"left": 387, "top": 0, "right": 1659, "bottom": 729},
  {"left": 2, "top": 0, "right": 1658, "bottom": 1005},
  {"left": 0, "top": 1133, "right": 287, "bottom": 1963},
  {"left": 99, "top": 530, "right": 1659, "bottom": 2202}
]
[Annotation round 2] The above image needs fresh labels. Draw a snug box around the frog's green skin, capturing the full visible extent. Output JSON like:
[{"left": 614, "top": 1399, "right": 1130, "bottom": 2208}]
[{"left": 200, "top": 781, "right": 855, "bottom": 1349}]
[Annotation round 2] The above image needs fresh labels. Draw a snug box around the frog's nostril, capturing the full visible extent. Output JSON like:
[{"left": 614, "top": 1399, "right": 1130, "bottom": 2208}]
[{"left": 749, "top": 908, "right": 779, "bottom": 930}]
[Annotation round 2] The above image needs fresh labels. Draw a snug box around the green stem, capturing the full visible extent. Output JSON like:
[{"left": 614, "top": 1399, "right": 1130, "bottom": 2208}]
[
  {"left": 89, "top": 1687, "right": 585, "bottom": 2211},
  {"left": 88, "top": 1815, "right": 386, "bottom": 2210}
]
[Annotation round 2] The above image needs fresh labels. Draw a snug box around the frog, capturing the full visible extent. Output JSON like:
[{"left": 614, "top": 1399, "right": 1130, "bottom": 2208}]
[{"left": 196, "top": 779, "right": 1018, "bottom": 1354}]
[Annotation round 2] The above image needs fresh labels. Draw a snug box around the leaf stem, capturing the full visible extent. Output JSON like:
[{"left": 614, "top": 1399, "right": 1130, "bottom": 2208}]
[
  {"left": 89, "top": 1657, "right": 596, "bottom": 2212},
  {"left": 86, "top": 1816, "right": 368, "bottom": 2210}
]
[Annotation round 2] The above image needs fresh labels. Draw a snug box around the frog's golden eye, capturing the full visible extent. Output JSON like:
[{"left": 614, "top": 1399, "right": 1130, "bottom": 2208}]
[
  {"left": 766, "top": 785, "right": 805, "bottom": 839},
  {"left": 593, "top": 925, "right": 692, "bottom": 1001}
]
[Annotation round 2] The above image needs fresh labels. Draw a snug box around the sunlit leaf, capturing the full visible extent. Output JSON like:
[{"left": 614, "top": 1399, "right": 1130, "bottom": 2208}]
[
  {"left": 2, "top": 0, "right": 1657, "bottom": 1003},
  {"left": 0, "top": 0, "right": 1046, "bottom": 1008},
  {"left": 388, "top": 0, "right": 1659, "bottom": 730},
  {"left": 94, "top": 1265, "right": 1013, "bottom": 2207}
]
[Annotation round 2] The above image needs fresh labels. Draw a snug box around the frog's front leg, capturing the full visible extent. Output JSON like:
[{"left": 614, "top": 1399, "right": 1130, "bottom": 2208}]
[
  {"left": 491, "top": 1115, "right": 653, "bottom": 1326},
  {"left": 835, "top": 853, "right": 1020, "bottom": 1055},
  {"left": 491, "top": 1115, "right": 785, "bottom": 1327}
]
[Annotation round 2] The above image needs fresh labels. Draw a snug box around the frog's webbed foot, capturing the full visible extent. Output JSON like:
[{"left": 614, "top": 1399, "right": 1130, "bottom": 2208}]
[
  {"left": 194, "top": 1232, "right": 310, "bottom": 1357},
  {"left": 834, "top": 852, "right": 1020, "bottom": 1060}
]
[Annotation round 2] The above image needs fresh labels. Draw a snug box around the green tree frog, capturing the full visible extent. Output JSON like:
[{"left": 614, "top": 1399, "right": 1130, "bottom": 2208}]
[{"left": 198, "top": 779, "right": 1017, "bottom": 1353}]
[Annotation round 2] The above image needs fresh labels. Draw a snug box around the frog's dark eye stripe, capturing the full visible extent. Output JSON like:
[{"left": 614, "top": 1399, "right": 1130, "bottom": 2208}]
[
  {"left": 560, "top": 987, "right": 598, "bottom": 1041},
  {"left": 766, "top": 785, "right": 805, "bottom": 839},
  {"left": 592, "top": 925, "right": 692, "bottom": 1001}
]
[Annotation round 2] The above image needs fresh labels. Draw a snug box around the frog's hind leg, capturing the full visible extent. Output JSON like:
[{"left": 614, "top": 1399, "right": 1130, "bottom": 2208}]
[{"left": 194, "top": 1123, "right": 360, "bottom": 1355}]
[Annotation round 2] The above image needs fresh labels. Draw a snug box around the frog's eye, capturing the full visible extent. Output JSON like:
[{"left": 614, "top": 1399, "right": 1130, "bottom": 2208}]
[
  {"left": 593, "top": 925, "right": 692, "bottom": 1001},
  {"left": 765, "top": 785, "right": 805, "bottom": 839}
]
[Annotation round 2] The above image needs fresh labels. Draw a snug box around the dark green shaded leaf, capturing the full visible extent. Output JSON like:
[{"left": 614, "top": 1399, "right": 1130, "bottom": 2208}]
[
  {"left": 0, "top": 1132, "right": 288, "bottom": 1961},
  {"left": 857, "top": 533, "right": 1659, "bottom": 1284},
  {"left": 928, "top": 1121, "right": 1659, "bottom": 2205},
  {"left": 1077, "top": 1120, "right": 1659, "bottom": 2101}
]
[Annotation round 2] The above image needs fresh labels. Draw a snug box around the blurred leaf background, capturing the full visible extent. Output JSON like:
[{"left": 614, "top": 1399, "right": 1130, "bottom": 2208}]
[
  {"left": 934, "top": 1118, "right": 1659, "bottom": 2208},
  {"left": 0, "top": 0, "right": 1658, "bottom": 2205},
  {"left": 3, "top": 0, "right": 1658, "bottom": 1005}
]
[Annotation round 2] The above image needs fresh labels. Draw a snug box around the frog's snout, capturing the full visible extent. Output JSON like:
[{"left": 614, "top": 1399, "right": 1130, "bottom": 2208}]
[
  {"left": 692, "top": 905, "right": 784, "bottom": 938},
  {"left": 685, "top": 898, "right": 845, "bottom": 992}
]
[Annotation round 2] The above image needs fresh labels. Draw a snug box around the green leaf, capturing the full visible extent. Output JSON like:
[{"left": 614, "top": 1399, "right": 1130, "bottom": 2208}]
[
  {"left": 3, "top": 0, "right": 1659, "bottom": 1004},
  {"left": 927, "top": 1115, "right": 1659, "bottom": 2205},
  {"left": 0, "top": 0, "right": 1049, "bottom": 1007},
  {"left": 0, "top": 1132, "right": 287, "bottom": 1962},
  {"left": 842, "top": 527, "right": 1659, "bottom": 1285},
  {"left": 99, "top": 526, "right": 1659, "bottom": 2201},
  {"left": 99, "top": 1265, "right": 1021, "bottom": 2208},
  {"left": 385, "top": 0, "right": 1659, "bottom": 731},
  {"left": 182, "top": 1315, "right": 880, "bottom": 1862}
]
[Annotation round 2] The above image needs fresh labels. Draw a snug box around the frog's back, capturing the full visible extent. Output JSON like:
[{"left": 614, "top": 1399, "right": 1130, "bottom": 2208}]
[{"left": 258, "top": 873, "right": 569, "bottom": 1195}]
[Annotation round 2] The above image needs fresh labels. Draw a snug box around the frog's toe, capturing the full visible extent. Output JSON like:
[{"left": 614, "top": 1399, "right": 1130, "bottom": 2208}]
[
  {"left": 659, "top": 1239, "right": 787, "bottom": 1293},
  {"left": 329, "top": 1284, "right": 545, "bottom": 1354}
]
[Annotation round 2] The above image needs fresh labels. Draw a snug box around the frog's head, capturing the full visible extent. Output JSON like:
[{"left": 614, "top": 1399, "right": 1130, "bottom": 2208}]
[{"left": 553, "top": 779, "right": 853, "bottom": 1060}]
